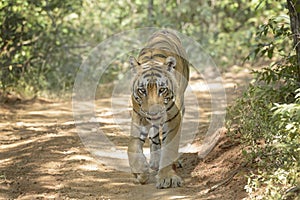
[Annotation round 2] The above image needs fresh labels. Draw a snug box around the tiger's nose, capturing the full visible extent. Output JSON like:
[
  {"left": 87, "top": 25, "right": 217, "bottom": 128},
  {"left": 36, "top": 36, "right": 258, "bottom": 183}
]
[{"left": 148, "top": 104, "right": 163, "bottom": 116}]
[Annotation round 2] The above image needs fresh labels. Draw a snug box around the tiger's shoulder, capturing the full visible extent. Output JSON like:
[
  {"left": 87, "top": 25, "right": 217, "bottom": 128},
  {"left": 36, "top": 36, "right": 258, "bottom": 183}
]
[{"left": 146, "top": 30, "right": 189, "bottom": 78}]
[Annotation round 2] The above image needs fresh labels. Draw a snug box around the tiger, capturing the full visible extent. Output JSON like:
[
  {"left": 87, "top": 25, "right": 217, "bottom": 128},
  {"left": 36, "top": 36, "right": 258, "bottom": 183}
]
[{"left": 127, "top": 29, "right": 190, "bottom": 189}]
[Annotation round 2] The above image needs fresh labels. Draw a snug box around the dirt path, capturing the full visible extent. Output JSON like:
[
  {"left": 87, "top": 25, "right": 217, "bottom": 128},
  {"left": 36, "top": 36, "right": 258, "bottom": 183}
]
[{"left": 0, "top": 69, "right": 251, "bottom": 200}]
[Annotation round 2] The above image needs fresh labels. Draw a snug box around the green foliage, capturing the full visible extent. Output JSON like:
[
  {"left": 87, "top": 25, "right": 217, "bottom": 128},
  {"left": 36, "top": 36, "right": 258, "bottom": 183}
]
[
  {"left": 247, "top": 15, "right": 291, "bottom": 61},
  {"left": 1, "top": 0, "right": 288, "bottom": 98},
  {"left": 227, "top": 1, "right": 300, "bottom": 198},
  {"left": 230, "top": 85, "right": 300, "bottom": 199},
  {"left": 146, "top": 0, "right": 286, "bottom": 67},
  {"left": 0, "top": 0, "right": 84, "bottom": 97}
]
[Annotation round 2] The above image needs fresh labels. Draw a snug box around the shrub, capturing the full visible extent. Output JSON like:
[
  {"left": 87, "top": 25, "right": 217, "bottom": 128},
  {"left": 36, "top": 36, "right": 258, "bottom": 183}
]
[{"left": 227, "top": 2, "right": 300, "bottom": 198}]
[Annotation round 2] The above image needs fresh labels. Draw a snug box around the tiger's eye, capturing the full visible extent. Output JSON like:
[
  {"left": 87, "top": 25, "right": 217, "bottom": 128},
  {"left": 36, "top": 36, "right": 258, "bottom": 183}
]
[{"left": 159, "top": 88, "right": 167, "bottom": 94}]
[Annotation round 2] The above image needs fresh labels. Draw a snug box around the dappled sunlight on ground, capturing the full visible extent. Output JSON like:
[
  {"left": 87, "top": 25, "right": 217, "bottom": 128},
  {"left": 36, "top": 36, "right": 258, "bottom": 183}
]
[{"left": 0, "top": 69, "right": 251, "bottom": 199}]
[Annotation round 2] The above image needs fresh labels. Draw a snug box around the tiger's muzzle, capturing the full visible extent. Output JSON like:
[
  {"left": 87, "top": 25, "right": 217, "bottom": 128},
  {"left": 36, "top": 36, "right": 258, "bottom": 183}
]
[{"left": 142, "top": 104, "right": 166, "bottom": 121}]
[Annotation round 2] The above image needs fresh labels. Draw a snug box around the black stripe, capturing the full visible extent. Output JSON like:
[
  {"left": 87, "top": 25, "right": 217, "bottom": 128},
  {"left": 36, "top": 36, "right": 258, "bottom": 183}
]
[
  {"left": 166, "top": 99, "right": 183, "bottom": 113},
  {"left": 150, "top": 40, "right": 173, "bottom": 49},
  {"left": 141, "top": 56, "right": 151, "bottom": 60},
  {"left": 148, "top": 40, "right": 167, "bottom": 48},
  {"left": 141, "top": 69, "right": 151, "bottom": 76},
  {"left": 153, "top": 73, "right": 162, "bottom": 78},
  {"left": 142, "top": 73, "right": 163, "bottom": 79},
  {"left": 139, "top": 138, "right": 145, "bottom": 143},
  {"left": 142, "top": 73, "right": 162, "bottom": 79},
  {"left": 162, "top": 131, "right": 167, "bottom": 138},
  {"left": 165, "top": 109, "right": 180, "bottom": 123},
  {"left": 153, "top": 53, "right": 167, "bottom": 59},
  {"left": 141, "top": 131, "right": 148, "bottom": 137},
  {"left": 160, "top": 47, "right": 171, "bottom": 51},
  {"left": 150, "top": 68, "right": 163, "bottom": 73},
  {"left": 139, "top": 48, "right": 149, "bottom": 56},
  {"left": 166, "top": 101, "right": 175, "bottom": 112},
  {"left": 168, "top": 77, "right": 174, "bottom": 94},
  {"left": 140, "top": 67, "right": 163, "bottom": 75},
  {"left": 132, "top": 79, "right": 137, "bottom": 93},
  {"left": 150, "top": 132, "right": 159, "bottom": 139},
  {"left": 171, "top": 44, "right": 181, "bottom": 56},
  {"left": 162, "top": 126, "right": 178, "bottom": 136},
  {"left": 142, "top": 66, "right": 151, "bottom": 70},
  {"left": 133, "top": 108, "right": 140, "bottom": 115},
  {"left": 152, "top": 124, "right": 159, "bottom": 129},
  {"left": 132, "top": 124, "right": 148, "bottom": 138},
  {"left": 162, "top": 131, "right": 169, "bottom": 142},
  {"left": 150, "top": 139, "right": 160, "bottom": 145},
  {"left": 162, "top": 126, "right": 179, "bottom": 142},
  {"left": 162, "top": 135, "right": 167, "bottom": 142},
  {"left": 142, "top": 73, "right": 152, "bottom": 78},
  {"left": 141, "top": 68, "right": 162, "bottom": 75}
]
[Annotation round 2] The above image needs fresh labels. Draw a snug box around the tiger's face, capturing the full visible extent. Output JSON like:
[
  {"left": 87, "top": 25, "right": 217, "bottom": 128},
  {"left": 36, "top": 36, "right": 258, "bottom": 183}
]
[{"left": 130, "top": 56, "right": 178, "bottom": 121}]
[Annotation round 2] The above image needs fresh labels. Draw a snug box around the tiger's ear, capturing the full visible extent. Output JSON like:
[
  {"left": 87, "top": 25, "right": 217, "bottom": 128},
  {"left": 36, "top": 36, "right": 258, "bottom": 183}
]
[
  {"left": 129, "top": 56, "right": 140, "bottom": 73},
  {"left": 166, "top": 56, "right": 176, "bottom": 72}
]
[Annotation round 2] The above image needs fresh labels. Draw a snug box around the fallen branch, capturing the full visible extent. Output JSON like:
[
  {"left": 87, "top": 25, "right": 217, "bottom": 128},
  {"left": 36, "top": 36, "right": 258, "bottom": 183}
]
[
  {"left": 207, "top": 162, "right": 248, "bottom": 193},
  {"left": 285, "top": 186, "right": 300, "bottom": 195}
]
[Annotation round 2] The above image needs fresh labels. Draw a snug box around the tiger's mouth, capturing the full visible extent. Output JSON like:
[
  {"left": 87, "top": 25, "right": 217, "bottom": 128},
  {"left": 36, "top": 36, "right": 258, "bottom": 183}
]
[{"left": 146, "top": 114, "right": 162, "bottom": 121}]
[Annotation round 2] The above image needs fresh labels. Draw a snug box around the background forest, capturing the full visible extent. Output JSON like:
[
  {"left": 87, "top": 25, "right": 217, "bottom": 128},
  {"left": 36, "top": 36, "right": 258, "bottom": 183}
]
[
  {"left": 1, "top": 0, "right": 299, "bottom": 199},
  {"left": 0, "top": 0, "right": 287, "bottom": 96}
]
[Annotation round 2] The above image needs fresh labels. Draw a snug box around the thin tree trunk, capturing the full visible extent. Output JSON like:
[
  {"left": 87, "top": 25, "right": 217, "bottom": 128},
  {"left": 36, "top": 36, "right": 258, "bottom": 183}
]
[
  {"left": 148, "top": 0, "right": 154, "bottom": 25},
  {"left": 287, "top": 0, "right": 300, "bottom": 83}
]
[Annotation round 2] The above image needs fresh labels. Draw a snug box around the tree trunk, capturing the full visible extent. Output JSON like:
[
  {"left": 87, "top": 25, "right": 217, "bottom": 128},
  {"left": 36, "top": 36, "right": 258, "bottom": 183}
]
[
  {"left": 287, "top": 0, "right": 300, "bottom": 83},
  {"left": 148, "top": 0, "right": 154, "bottom": 25}
]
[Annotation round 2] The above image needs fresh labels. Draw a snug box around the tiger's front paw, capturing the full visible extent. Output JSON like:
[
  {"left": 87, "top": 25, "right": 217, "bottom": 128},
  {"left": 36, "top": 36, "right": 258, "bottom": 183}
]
[
  {"left": 155, "top": 170, "right": 183, "bottom": 189},
  {"left": 133, "top": 172, "right": 149, "bottom": 184}
]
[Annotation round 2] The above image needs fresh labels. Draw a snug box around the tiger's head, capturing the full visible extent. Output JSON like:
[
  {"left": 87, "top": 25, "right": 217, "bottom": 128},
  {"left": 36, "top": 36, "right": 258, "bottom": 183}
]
[{"left": 130, "top": 56, "right": 178, "bottom": 121}]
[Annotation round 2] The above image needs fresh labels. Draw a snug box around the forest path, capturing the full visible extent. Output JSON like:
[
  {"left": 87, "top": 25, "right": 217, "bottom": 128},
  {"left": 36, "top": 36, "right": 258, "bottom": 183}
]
[{"left": 0, "top": 67, "right": 251, "bottom": 200}]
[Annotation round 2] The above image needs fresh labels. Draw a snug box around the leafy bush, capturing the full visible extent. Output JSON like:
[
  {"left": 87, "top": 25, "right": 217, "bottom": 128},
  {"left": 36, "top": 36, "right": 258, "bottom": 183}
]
[
  {"left": 231, "top": 86, "right": 300, "bottom": 199},
  {"left": 227, "top": 2, "right": 300, "bottom": 199},
  {"left": 0, "top": 0, "right": 84, "bottom": 97}
]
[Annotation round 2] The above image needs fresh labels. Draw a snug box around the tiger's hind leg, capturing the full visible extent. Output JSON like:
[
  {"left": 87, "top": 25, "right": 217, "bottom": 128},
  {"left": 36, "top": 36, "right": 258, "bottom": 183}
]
[
  {"left": 149, "top": 125, "right": 161, "bottom": 171},
  {"left": 156, "top": 111, "right": 183, "bottom": 189}
]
